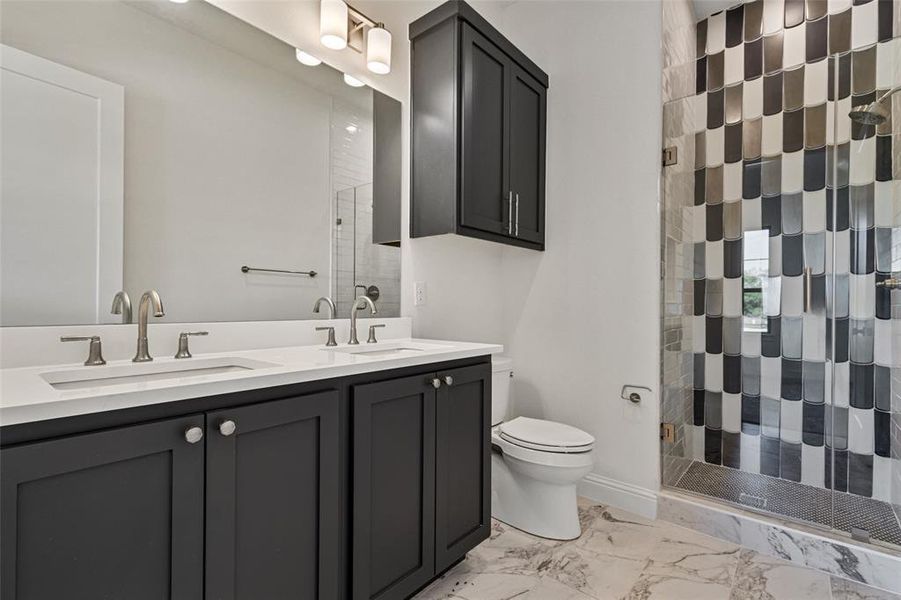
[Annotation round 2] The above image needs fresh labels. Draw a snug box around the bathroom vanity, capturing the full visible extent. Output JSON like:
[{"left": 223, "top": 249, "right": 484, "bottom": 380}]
[{"left": 0, "top": 340, "right": 498, "bottom": 599}]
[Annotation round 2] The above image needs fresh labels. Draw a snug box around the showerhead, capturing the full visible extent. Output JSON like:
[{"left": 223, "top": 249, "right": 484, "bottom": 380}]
[{"left": 849, "top": 101, "right": 890, "bottom": 126}]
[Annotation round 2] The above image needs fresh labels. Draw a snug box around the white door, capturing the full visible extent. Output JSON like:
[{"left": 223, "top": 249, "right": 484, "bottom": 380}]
[{"left": 1, "top": 44, "right": 124, "bottom": 326}]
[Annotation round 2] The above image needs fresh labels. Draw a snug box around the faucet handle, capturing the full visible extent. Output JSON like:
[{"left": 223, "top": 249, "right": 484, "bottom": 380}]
[
  {"left": 175, "top": 331, "right": 208, "bottom": 359},
  {"left": 367, "top": 324, "right": 386, "bottom": 344},
  {"left": 315, "top": 326, "right": 337, "bottom": 347},
  {"left": 61, "top": 336, "right": 106, "bottom": 366}
]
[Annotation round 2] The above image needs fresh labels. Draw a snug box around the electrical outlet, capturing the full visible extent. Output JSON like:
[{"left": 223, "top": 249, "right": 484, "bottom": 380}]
[{"left": 414, "top": 281, "right": 427, "bottom": 306}]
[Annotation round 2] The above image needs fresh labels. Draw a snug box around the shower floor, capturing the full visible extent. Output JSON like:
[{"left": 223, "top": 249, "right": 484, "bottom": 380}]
[{"left": 674, "top": 461, "right": 901, "bottom": 547}]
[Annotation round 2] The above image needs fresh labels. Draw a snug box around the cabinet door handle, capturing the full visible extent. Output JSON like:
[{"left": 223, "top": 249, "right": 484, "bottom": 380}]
[
  {"left": 431, "top": 378, "right": 441, "bottom": 389},
  {"left": 514, "top": 193, "right": 520, "bottom": 237},
  {"left": 444, "top": 375, "right": 454, "bottom": 386},
  {"left": 219, "top": 420, "right": 237, "bottom": 436},
  {"left": 184, "top": 426, "right": 203, "bottom": 444},
  {"left": 507, "top": 191, "right": 514, "bottom": 235}
]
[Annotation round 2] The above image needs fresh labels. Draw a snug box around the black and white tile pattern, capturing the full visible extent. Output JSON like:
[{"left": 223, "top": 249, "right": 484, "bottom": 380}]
[{"left": 691, "top": 0, "right": 899, "bottom": 504}]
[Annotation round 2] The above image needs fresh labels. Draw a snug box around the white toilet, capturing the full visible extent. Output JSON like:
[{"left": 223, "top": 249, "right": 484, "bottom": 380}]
[{"left": 490, "top": 356, "right": 595, "bottom": 540}]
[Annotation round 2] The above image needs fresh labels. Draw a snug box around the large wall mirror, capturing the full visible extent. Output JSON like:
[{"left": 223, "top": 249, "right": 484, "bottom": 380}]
[{"left": 0, "top": 0, "right": 402, "bottom": 326}]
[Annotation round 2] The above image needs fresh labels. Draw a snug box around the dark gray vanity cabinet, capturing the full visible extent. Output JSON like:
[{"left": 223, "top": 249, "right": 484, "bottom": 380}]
[
  {"left": 0, "top": 414, "right": 206, "bottom": 600},
  {"left": 351, "top": 363, "right": 491, "bottom": 599},
  {"left": 205, "top": 391, "right": 341, "bottom": 600},
  {"left": 1, "top": 392, "right": 340, "bottom": 600},
  {"left": 1, "top": 356, "right": 492, "bottom": 600},
  {"left": 352, "top": 374, "right": 437, "bottom": 600},
  {"left": 410, "top": 0, "right": 548, "bottom": 251},
  {"left": 434, "top": 364, "right": 491, "bottom": 573}
]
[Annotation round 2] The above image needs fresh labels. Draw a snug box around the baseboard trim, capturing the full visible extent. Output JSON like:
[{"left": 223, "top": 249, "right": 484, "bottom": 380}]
[{"left": 578, "top": 473, "right": 658, "bottom": 520}]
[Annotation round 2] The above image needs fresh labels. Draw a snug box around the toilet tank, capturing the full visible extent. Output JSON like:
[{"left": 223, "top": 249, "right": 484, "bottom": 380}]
[{"left": 491, "top": 356, "right": 513, "bottom": 426}]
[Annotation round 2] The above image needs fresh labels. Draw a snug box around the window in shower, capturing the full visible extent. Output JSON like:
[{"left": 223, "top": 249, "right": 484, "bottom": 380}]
[{"left": 742, "top": 229, "right": 769, "bottom": 333}]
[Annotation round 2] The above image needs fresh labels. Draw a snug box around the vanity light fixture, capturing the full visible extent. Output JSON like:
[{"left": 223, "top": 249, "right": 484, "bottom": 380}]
[
  {"left": 320, "top": 0, "right": 349, "bottom": 49},
  {"left": 346, "top": 124, "right": 358, "bottom": 133},
  {"left": 366, "top": 25, "right": 391, "bottom": 74},
  {"left": 343, "top": 73, "right": 365, "bottom": 88},
  {"left": 295, "top": 49, "right": 322, "bottom": 66},
  {"left": 319, "top": 0, "right": 392, "bottom": 75},
  {"left": 168, "top": 0, "right": 189, "bottom": 4}
]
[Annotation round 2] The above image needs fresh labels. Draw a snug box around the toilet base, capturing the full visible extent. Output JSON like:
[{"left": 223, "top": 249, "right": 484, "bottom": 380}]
[{"left": 490, "top": 451, "right": 589, "bottom": 541}]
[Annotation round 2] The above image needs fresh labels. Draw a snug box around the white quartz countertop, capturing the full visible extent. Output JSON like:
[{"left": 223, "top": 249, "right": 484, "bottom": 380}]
[{"left": 0, "top": 338, "right": 502, "bottom": 426}]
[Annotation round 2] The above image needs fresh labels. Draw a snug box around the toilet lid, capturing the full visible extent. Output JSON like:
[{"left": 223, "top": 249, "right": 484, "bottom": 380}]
[{"left": 498, "top": 417, "right": 594, "bottom": 453}]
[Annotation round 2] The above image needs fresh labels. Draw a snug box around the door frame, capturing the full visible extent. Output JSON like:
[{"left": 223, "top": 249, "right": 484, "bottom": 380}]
[{"left": 0, "top": 44, "right": 124, "bottom": 324}]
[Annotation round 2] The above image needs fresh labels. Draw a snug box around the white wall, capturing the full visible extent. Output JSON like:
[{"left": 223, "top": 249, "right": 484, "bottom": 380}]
[
  {"left": 496, "top": 0, "right": 663, "bottom": 505},
  {"left": 204, "top": 0, "right": 665, "bottom": 510},
  {"left": 407, "top": 1, "right": 664, "bottom": 510}
]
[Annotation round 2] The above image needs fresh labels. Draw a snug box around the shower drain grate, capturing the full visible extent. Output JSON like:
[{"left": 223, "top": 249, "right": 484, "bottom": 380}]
[{"left": 674, "top": 461, "right": 901, "bottom": 547}]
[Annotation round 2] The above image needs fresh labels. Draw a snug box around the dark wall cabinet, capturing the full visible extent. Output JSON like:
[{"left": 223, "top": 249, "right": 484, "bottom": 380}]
[
  {"left": 1, "top": 357, "right": 491, "bottom": 600},
  {"left": 352, "top": 363, "right": 491, "bottom": 600},
  {"left": 411, "top": 0, "right": 548, "bottom": 251}
]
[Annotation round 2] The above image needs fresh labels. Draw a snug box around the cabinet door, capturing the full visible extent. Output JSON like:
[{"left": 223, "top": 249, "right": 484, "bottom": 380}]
[
  {"left": 508, "top": 63, "right": 547, "bottom": 245},
  {"left": 205, "top": 391, "right": 340, "bottom": 600},
  {"left": 460, "top": 22, "right": 511, "bottom": 236},
  {"left": 352, "top": 375, "right": 436, "bottom": 600},
  {"left": 0, "top": 415, "right": 205, "bottom": 600},
  {"left": 435, "top": 364, "right": 492, "bottom": 572}
]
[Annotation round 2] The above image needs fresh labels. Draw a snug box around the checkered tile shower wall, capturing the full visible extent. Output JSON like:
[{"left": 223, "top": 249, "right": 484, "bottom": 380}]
[{"left": 691, "top": 0, "right": 898, "bottom": 501}]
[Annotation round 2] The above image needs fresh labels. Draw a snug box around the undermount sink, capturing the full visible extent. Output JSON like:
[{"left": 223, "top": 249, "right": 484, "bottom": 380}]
[
  {"left": 325, "top": 341, "right": 450, "bottom": 358},
  {"left": 42, "top": 357, "right": 279, "bottom": 391}
]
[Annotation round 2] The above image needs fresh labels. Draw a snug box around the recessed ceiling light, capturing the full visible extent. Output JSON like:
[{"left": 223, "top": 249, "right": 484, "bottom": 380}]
[
  {"left": 168, "top": 0, "right": 190, "bottom": 4},
  {"left": 295, "top": 49, "right": 322, "bottom": 66},
  {"left": 343, "top": 74, "right": 365, "bottom": 88},
  {"left": 346, "top": 125, "right": 358, "bottom": 133}
]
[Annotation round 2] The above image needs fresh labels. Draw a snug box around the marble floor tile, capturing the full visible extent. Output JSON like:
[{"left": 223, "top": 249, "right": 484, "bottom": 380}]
[
  {"left": 831, "top": 577, "right": 901, "bottom": 600},
  {"left": 539, "top": 544, "right": 648, "bottom": 599},
  {"left": 413, "top": 500, "right": 899, "bottom": 600},
  {"left": 729, "top": 548, "right": 831, "bottom": 599}
]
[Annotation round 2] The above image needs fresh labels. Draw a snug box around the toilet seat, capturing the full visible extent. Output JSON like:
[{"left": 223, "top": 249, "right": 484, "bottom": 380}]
[{"left": 498, "top": 417, "right": 594, "bottom": 454}]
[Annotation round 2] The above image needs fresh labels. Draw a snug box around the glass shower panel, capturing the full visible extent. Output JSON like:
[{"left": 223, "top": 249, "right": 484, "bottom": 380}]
[
  {"left": 832, "top": 39, "right": 901, "bottom": 549},
  {"left": 334, "top": 186, "right": 357, "bottom": 317},
  {"left": 352, "top": 183, "right": 401, "bottom": 318},
  {"left": 661, "top": 0, "right": 901, "bottom": 554},
  {"left": 332, "top": 183, "right": 401, "bottom": 319}
]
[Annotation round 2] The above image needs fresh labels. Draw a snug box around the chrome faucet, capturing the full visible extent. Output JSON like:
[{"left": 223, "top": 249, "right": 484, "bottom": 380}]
[
  {"left": 111, "top": 291, "right": 132, "bottom": 324},
  {"left": 313, "top": 296, "right": 337, "bottom": 319},
  {"left": 133, "top": 290, "right": 165, "bottom": 362},
  {"left": 348, "top": 295, "right": 377, "bottom": 345}
]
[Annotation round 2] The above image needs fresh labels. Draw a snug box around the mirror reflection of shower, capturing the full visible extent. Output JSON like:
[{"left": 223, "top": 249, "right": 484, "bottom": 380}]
[{"left": 333, "top": 182, "right": 400, "bottom": 318}]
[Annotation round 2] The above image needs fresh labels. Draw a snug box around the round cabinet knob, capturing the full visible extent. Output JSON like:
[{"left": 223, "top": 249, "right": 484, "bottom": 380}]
[
  {"left": 431, "top": 378, "right": 441, "bottom": 389},
  {"left": 443, "top": 376, "right": 454, "bottom": 386},
  {"left": 184, "top": 426, "right": 203, "bottom": 444},
  {"left": 219, "top": 420, "right": 237, "bottom": 436}
]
